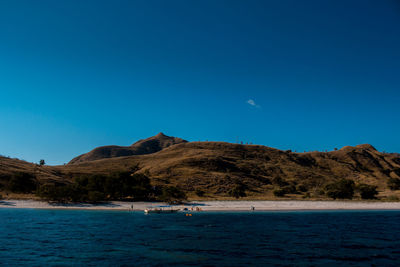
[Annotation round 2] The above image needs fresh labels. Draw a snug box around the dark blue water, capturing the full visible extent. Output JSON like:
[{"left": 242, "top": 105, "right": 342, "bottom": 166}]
[{"left": 1, "top": 209, "right": 400, "bottom": 266}]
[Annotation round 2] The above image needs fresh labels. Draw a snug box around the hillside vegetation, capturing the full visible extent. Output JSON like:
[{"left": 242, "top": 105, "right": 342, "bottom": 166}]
[{"left": 1, "top": 134, "right": 400, "bottom": 201}]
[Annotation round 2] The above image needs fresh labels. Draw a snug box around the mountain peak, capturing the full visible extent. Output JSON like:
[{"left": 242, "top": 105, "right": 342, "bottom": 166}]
[{"left": 155, "top": 132, "right": 166, "bottom": 137}]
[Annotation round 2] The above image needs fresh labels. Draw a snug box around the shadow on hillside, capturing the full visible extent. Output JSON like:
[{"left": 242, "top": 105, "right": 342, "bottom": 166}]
[
  {"left": 48, "top": 202, "right": 122, "bottom": 208},
  {"left": 0, "top": 201, "right": 16, "bottom": 206}
]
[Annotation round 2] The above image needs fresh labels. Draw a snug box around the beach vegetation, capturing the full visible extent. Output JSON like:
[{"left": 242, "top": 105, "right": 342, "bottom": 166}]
[
  {"left": 158, "top": 186, "right": 187, "bottom": 204},
  {"left": 273, "top": 188, "right": 286, "bottom": 197},
  {"left": 387, "top": 178, "right": 400, "bottom": 190},
  {"left": 325, "top": 179, "right": 355, "bottom": 199},
  {"left": 229, "top": 184, "right": 247, "bottom": 199},
  {"left": 37, "top": 172, "right": 153, "bottom": 202},
  {"left": 195, "top": 189, "right": 205, "bottom": 197},
  {"left": 7, "top": 172, "right": 37, "bottom": 193},
  {"left": 296, "top": 184, "right": 308, "bottom": 192},
  {"left": 272, "top": 176, "right": 289, "bottom": 187},
  {"left": 357, "top": 184, "right": 378, "bottom": 199},
  {"left": 281, "top": 185, "right": 297, "bottom": 194},
  {"left": 387, "top": 195, "right": 400, "bottom": 201}
]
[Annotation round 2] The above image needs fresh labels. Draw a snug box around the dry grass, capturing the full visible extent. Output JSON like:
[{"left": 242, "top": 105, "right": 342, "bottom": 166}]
[{"left": 1, "top": 141, "right": 400, "bottom": 200}]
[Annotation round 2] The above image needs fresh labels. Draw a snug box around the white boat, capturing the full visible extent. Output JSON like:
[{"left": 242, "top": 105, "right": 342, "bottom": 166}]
[{"left": 144, "top": 205, "right": 180, "bottom": 214}]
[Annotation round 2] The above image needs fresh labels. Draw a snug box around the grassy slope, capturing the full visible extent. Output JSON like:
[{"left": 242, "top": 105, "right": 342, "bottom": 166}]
[{"left": 2, "top": 142, "right": 400, "bottom": 200}]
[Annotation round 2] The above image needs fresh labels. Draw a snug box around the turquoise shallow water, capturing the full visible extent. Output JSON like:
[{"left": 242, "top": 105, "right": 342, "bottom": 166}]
[{"left": 0, "top": 209, "right": 400, "bottom": 266}]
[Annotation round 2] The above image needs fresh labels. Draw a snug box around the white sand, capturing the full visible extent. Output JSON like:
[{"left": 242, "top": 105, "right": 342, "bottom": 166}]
[{"left": 1, "top": 199, "right": 400, "bottom": 211}]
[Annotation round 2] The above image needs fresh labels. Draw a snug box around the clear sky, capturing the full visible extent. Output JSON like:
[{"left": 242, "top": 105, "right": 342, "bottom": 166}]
[{"left": 0, "top": 0, "right": 399, "bottom": 165}]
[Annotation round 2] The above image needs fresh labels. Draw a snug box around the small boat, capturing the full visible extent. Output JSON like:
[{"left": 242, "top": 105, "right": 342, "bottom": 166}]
[{"left": 144, "top": 205, "right": 180, "bottom": 214}]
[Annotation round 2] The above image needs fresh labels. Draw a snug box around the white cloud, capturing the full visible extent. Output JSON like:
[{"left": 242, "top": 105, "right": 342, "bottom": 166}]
[{"left": 247, "top": 99, "right": 260, "bottom": 108}]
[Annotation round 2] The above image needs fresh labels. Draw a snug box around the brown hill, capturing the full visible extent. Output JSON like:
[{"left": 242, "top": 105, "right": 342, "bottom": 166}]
[
  {"left": 2, "top": 137, "right": 400, "bottom": 200},
  {"left": 0, "top": 156, "right": 62, "bottom": 198},
  {"left": 68, "top": 133, "right": 187, "bottom": 164},
  {"left": 58, "top": 141, "right": 400, "bottom": 199}
]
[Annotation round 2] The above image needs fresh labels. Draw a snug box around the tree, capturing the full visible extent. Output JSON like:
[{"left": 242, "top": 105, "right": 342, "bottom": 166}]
[
  {"left": 296, "top": 184, "right": 308, "bottom": 193},
  {"left": 8, "top": 172, "right": 37, "bottom": 193},
  {"left": 159, "top": 186, "right": 187, "bottom": 204},
  {"left": 39, "top": 159, "right": 45, "bottom": 166},
  {"left": 87, "top": 191, "right": 105, "bottom": 203},
  {"left": 195, "top": 189, "right": 205, "bottom": 197},
  {"left": 229, "top": 184, "right": 246, "bottom": 199},
  {"left": 388, "top": 178, "right": 400, "bottom": 190},
  {"left": 272, "top": 176, "right": 289, "bottom": 187},
  {"left": 273, "top": 189, "right": 286, "bottom": 197},
  {"left": 325, "top": 179, "right": 355, "bottom": 199},
  {"left": 357, "top": 184, "right": 378, "bottom": 199}
]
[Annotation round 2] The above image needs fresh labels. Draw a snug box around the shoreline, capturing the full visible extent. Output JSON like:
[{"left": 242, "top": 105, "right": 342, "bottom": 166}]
[{"left": 2, "top": 199, "right": 400, "bottom": 212}]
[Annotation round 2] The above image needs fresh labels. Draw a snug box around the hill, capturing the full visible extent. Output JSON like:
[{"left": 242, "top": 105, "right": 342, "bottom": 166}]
[
  {"left": 68, "top": 133, "right": 187, "bottom": 164},
  {"left": 1, "top": 135, "right": 400, "bottom": 200},
  {"left": 59, "top": 141, "right": 400, "bottom": 200}
]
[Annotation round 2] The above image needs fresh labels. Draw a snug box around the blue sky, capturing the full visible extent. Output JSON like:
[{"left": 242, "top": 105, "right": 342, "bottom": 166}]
[{"left": 0, "top": 0, "right": 399, "bottom": 165}]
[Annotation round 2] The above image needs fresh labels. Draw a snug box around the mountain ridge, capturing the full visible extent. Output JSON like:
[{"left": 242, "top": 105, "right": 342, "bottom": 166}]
[
  {"left": 1, "top": 134, "right": 400, "bottom": 200},
  {"left": 68, "top": 132, "right": 187, "bottom": 164}
]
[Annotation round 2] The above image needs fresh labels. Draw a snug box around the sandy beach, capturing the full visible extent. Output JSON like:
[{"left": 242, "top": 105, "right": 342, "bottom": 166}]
[{"left": 1, "top": 199, "right": 400, "bottom": 211}]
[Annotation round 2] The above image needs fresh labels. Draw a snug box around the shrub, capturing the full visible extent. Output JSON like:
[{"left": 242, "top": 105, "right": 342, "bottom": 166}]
[
  {"left": 195, "top": 189, "right": 205, "bottom": 197},
  {"left": 357, "top": 184, "right": 378, "bottom": 199},
  {"left": 7, "top": 172, "right": 37, "bottom": 193},
  {"left": 229, "top": 184, "right": 246, "bottom": 199},
  {"left": 296, "top": 184, "right": 308, "bottom": 192},
  {"left": 273, "top": 189, "right": 286, "bottom": 197},
  {"left": 281, "top": 185, "right": 297, "bottom": 194},
  {"left": 387, "top": 195, "right": 400, "bottom": 201},
  {"left": 36, "top": 184, "right": 73, "bottom": 202},
  {"left": 159, "top": 186, "right": 187, "bottom": 204},
  {"left": 325, "top": 179, "right": 355, "bottom": 199},
  {"left": 388, "top": 178, "right": 400, "bottom": 190},
  {"left": 272, "top": 177, "right": 289, "bottom": 187},
  {"left": 87, "top": 191, "right": 105, "bottom": 203},
  {"left": 36, "top": 172, "right": 153, "bottom": 202}
]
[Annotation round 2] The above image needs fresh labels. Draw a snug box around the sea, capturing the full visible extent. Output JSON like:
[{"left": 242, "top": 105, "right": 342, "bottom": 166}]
[{"left": 0, "top": 209, "right": 400, "bottom": 266}]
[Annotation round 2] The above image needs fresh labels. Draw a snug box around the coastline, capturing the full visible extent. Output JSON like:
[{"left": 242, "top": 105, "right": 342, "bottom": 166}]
[{"left": 2, "top": 199, "right": 400, "bottom": 211}]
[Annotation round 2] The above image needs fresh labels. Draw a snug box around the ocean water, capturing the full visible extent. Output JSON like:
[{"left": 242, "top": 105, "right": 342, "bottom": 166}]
[{"left": 0, "top": 209, "right": 400, "bottom": 266}]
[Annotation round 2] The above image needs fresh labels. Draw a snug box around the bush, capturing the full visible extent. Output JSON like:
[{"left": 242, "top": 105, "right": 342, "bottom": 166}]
[
  {"left": 273, "top": 189, "right": 286, "bottom": 197},
  {"left": 87, "top": 191, "right": 105, "bottom": 203},
  {"left": 325, "top": 179, "right": 355, "bottom": 199},
  {"left": 36, "top": 184, "right": 72, "bottom": 202},
  {"left": 36, "top": 172, "right": 153, "bottom": 202},
  {"left": 195, "top": 189, "right": 205, "bottom": 197},
  {"left": 387, "top": 195, "right": 400, "bottom": 201},
  {"left": 297, "top": 184, "right": 308, "bottom": 192},
  {"left": 272, "top": 177, "right": 289, "bottom": 187},
  {"left": 229, "top": 184, "right": 247, "bottom": 199},
  {"left": 7, "top": 172, "right": 37, "bottom": 193},
  {"left": 357, "top": 184, "right": 378, "bottom": 199},
  {"left": 281, "top": 185, "right": 297, "bottom": 194},
  {"left": 159, "top": 186, "right": 187, "bottom": 204},
  {"left": 388, "top": 178, "right": 400, "bottom": 190}
]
